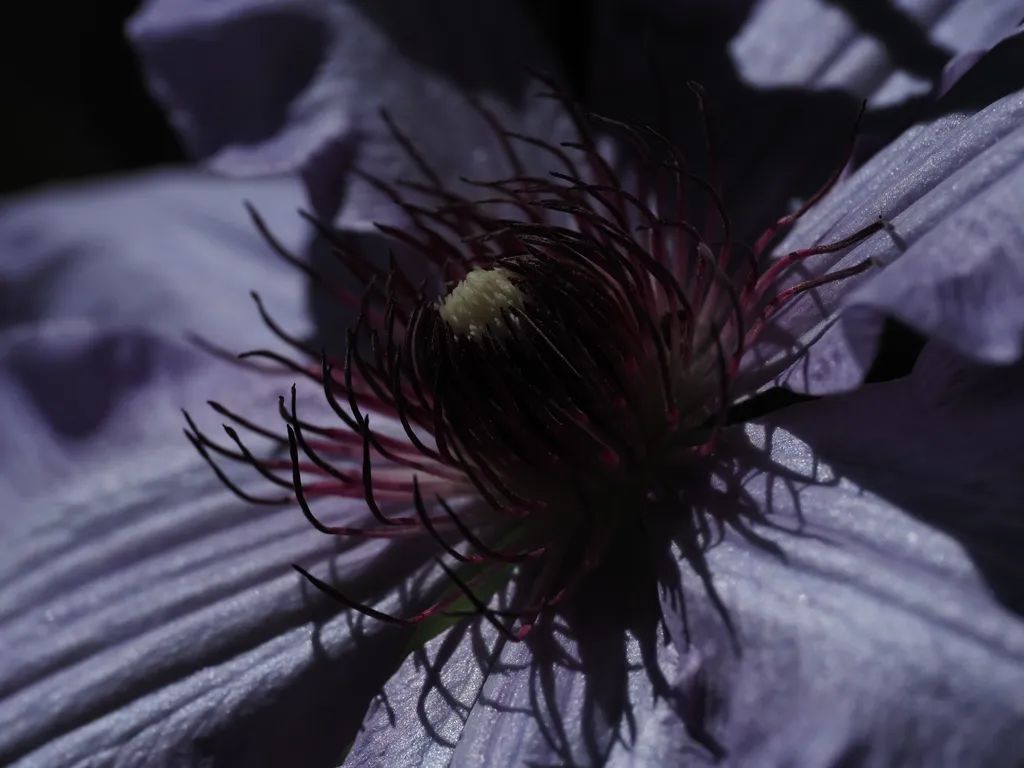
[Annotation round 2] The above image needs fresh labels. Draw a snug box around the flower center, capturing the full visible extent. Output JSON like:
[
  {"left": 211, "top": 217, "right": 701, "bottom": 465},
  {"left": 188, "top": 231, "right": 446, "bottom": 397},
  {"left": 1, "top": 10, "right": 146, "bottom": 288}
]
[
  {"left": 418, "top": 251, "right": 693, "bottom": 512},
  {"left": 437, "top": 267, "right": 527, "bottom": 340}
]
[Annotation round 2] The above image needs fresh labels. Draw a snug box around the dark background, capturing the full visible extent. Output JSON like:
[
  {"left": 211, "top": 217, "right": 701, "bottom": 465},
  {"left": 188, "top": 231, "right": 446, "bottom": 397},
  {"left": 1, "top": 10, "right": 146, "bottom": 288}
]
[
  {"left": 0, "top": 2, "right": 595, "bottom": 195},
  {"left": 0, "top": 4, "right": 183, "bottom": 194}
]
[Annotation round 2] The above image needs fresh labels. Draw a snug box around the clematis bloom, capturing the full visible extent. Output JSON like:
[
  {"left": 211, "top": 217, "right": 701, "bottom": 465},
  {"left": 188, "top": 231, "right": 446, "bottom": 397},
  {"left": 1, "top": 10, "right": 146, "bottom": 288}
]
[
  {"left": 184, "top": 77, "right": 894, "bottom": 652},
  {"left": 1, "top": 1, "right": 1023, "bottom": 766}
]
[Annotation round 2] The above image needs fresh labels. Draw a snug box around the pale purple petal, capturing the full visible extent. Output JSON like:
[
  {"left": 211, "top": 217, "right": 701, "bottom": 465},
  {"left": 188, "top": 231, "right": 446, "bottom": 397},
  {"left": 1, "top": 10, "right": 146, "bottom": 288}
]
[
  {"left": 654, "top": 345, "right": 1024, "bottom": 764},
  {"left": 0, "top": 329, "right": 445, "bottom": 765},
  {"left": 45, "top": 5, "right": 1017, "bottom": 766},
  {"left": 0, "top": 169, "right": 317, "bottom": 499},
  {"left": 347, "top": 560, "right": 710, "bottom": 766},
  {"left": 127, "top": 0, "right": 573, "bottom": 224},
  {"left": 749, "top": 69, "right": 1024, "bottom": 393},
  {"left": 345, "top": 620, "right": 504, "bottom": 768},
  {"left": 0, "top": 169, "right": 313, "bottom": 349},
  {"left": 449, "top": 602, "right": 694, "bottom": 767},
  {"left": 0, "top": 173, "right": 437, "bottom": 765}
]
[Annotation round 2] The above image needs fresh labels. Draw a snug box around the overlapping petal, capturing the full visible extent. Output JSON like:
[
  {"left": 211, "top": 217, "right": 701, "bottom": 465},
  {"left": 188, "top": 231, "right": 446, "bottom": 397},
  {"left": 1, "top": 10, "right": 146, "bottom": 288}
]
[
  {"left": 127, "top": 0, "right": 574, "bottom": 224},
  {"left": 755, "top": 60, "right": 1024, "bottom": 392}
]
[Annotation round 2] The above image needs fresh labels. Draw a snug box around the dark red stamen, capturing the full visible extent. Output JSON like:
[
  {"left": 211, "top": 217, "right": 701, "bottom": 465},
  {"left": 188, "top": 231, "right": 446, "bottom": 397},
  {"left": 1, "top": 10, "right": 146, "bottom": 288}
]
[{"left": 188, "top": 77, "right": 891, "bottom": 638}]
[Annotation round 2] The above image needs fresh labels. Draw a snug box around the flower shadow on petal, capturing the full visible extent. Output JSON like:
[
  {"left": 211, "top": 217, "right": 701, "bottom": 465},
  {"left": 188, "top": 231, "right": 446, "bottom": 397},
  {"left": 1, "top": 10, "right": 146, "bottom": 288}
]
[
  {"left": 215, "top": 535, "right": 444, "bottom": 765},
  {"left": 466, "top": 567, "right": 694, "bottom": 766},
  {"left": 773, "top": 345, "right": 1024, "bottom": 618},
  {"left": 391, "top": 428, "right": 840, "bottom": 766},
  {"left": 823, "top": 0, "right": 952, "bottom": 80},
  {"left": 918, "top": 30, "right": 1024, "bottom": 118},
  {"left": 406, "top": 619, "right": 503, "bottom": 748}
]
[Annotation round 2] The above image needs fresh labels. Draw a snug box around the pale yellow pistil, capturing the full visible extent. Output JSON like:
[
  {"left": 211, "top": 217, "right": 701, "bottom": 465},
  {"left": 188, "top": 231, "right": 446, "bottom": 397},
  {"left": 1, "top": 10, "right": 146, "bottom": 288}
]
[{"left": 437, "top": 267, "right": 527, "bottom": 340}]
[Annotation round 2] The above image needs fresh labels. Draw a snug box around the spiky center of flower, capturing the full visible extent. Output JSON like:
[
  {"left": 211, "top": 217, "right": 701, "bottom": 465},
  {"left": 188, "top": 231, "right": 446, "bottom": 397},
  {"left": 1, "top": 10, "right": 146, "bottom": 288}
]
[
  {"left": 187, "top": 78, "right": 888, "bottom": 643},
  {"left": 420, "top": 253, "right": 663, "bottom": 518},
  {"left": 437, "top": 267, "right": 526, "bottom": 340}
]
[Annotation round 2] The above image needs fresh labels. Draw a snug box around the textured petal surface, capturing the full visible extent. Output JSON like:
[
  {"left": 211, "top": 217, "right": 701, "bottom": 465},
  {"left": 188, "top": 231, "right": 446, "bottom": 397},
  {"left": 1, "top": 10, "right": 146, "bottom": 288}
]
[
  {"left": 0, "top": 366, "right": 427, "bottom": 767},
  {"left": 345, "top": 552, "right": 700, "bottom": 768},
  {"left": 0, "top": 171, "right": 434, "bottom": 765},
  {"left": 127, "top": 0, "right": 573, "bottom": 223},
  {"left": 448, "top": 581, "right": 693, "bottom": 768},
  {"left": 752, "top": 62, "right": 1024, "bottom": 393},
  {"left": 654, "top": 345, "right": 1024, "bottom": 765},
  {"left": 342, "top": 352, "right": 1024, "bottom": 767},
  {"left": 345, "top": 618, "right": 504, "bottom": 768}
]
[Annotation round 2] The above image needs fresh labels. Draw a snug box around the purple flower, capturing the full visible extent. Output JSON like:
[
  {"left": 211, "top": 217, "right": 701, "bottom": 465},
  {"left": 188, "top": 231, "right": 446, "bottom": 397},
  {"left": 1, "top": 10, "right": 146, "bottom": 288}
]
[{"left": 2, "top": 1, "right": 1023, "bottom": 766}]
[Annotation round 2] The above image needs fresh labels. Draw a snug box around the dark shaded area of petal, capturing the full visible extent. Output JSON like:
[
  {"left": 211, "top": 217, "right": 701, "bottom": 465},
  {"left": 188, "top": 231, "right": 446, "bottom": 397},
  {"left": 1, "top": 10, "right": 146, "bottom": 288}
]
[
  {"left": 592, "top": 0, "right": 1022, "bottom": 239},
  {"left": 777, "top": 342, "right": 1024, "bottom": 616},
  {"left": 131, "top": 5, "right": 330, "bottom": 164},
  {"left": 938, "top": 25, "right": 1024, "bottom": 99},
  {"left": 8, "top": 325, "right": 189, "bottom": 440},
  {"left": 654, "top": 345, "right": 1024, "bottom": 765},
  {"left": 0, "top": 324, "right": 204, "bottom": 499}
]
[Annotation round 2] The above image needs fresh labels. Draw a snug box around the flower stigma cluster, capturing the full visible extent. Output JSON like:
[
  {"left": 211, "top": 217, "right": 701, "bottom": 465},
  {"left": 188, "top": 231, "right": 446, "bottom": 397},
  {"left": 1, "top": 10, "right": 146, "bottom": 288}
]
[
  {"left": 437, "top": 267, "right": 526, "bottom": 340},
  {"left": 185, "top": 78, "right": 890, "bottom": 640}
]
